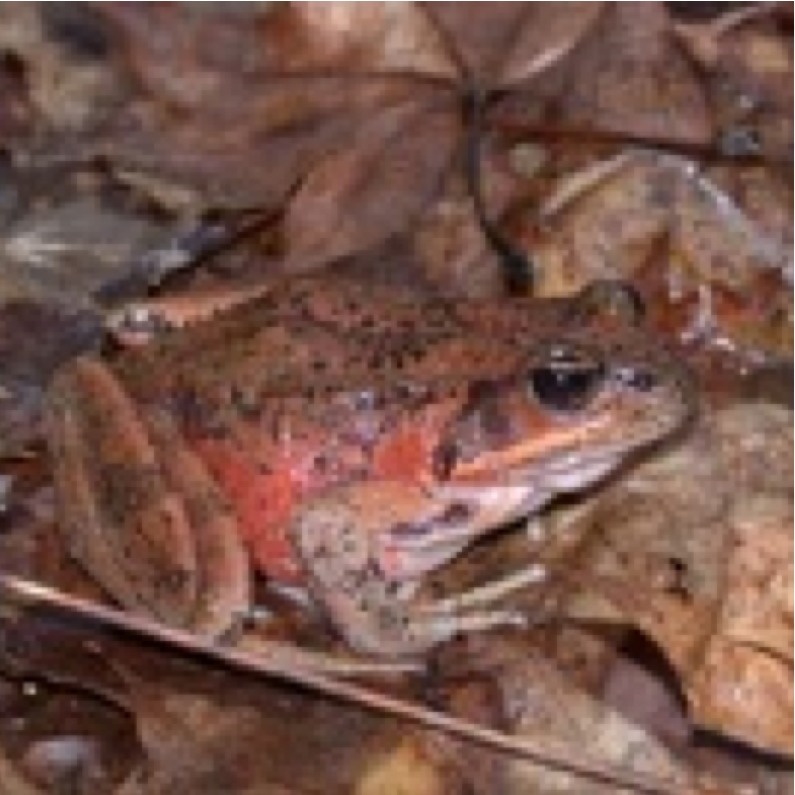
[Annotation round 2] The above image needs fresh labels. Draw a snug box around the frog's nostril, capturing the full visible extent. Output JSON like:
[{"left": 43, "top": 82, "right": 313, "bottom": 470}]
[
  {"left": 433, "top": 440, "right": 458, "bottom": 480},
  {"left": 616, "top": 366, "right": 656, "bottom": 392}
]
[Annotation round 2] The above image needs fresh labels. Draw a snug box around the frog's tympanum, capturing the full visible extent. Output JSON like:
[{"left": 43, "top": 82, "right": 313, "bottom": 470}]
[{"left": 47, "top": 275, "right": 693, "bottom": 656}]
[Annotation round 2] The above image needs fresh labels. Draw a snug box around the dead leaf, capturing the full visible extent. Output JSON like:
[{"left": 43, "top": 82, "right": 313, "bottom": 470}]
[
  {"left": 500, "top": 656, "right": 693, "bottom": 794},
  {"left": 0, "top": 48, "right": 32, "bottom": 146},
  {"left": 557, "top": 403, "right": 793, "bottom": 755},
  {"left": 115, "top": 672, "right": 451, "bottom": 795},
  {"left": 355, "top": 737, "right": 449, "bottom": 795},
  {"left": 673, "top": 3, "right": 792, "bottom": 160},
  {"left": 91, "top": 3, "right": 597, "bottom": 278},
  {"left": 0, "top": 302, "right": 101, "bottom": 456},
  {"left": 284, "top": 96, "right": 458, "bottom": 269},
  {"left": 414, "top": 148, "right": 525, "bottom": 298},
  {"left": 532, "top": 149, "right": 792, "bottom": 363},
  {"left": 95, "top": 4, "right": 429, "bottom": 210},
  {"left": 0, "top": 196, "right": 175, "bottom": 309},
  {"left": 87, "top": 2, "right": 718, "bottom": 285},
  {"left": 506, "top": 2, "right": 712, "bottom": 145},
  {"left": 688, "top": 495, "right": 792, "bottom": 752},
  {"left": 0, "top": 4, "right": 119, "bottom": 133}
]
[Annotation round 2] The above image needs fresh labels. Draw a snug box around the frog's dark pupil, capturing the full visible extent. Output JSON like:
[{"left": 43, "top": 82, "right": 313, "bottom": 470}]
[{"left": 530, "top": 351, "right": 604, "bottom": 412}]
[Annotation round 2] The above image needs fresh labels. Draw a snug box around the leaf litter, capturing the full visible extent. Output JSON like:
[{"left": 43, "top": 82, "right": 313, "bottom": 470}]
[{"left": 0, "top": 3, "right": 791, "bottom": 793}]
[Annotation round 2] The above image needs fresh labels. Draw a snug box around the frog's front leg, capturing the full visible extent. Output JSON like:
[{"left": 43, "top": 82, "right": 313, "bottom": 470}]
[
  {"left": 46, "top": 358, "right": 251, "bottom": 637},
  {"left": 294, "top": 481, "right": 530, "bottom": 657}
]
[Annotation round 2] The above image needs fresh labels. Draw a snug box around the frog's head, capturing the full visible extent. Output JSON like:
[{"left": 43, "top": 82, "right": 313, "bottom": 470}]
[
  {"left": 371, "top": 281, "right": 695, "bottom": 583},
  {"left": 438, "top": 281, "right": 695, "bottom": 504}
]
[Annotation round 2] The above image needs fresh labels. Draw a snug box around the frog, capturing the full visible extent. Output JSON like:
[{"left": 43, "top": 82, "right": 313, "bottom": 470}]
[{"left": 45, "top": 274, "right": 693, "bottom": 657}]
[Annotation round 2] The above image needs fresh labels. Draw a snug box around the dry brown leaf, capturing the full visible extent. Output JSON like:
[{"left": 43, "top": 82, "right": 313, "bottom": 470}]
[
  {"left": 90, "top": 7, "right": 407, "bottom": 209},
  {"left": 532, "top": 150, "right": 792, "bottom": 361},
  {"left": 412, "top": 159, "right": 514, "bottom": 299},
  {"left": 0, "top": 196, "right": 174, "bottom": 309},
  {"left": 355, "top": 737, "right": 450, "bottom": 795},
  {"left": 95, "top": 4, "right": 440, "bottom": 213},
  {"left": 500, "top": 657, "right": 693, "bottom": 794},
  {"left": 498, "top": 2, "right": 712, "bottom": 145},
  {"left": 424, "top": 3, "right": 603, "bottom": 88},
  {"left": 87, "top": 2, "right": 723, "bottom": 283},
  {"left": 556, "top": 403, "right": 793, "bottom": 755},
  {"left": 92, "top": 3, "right": 604, "bottom": 275},
  {"left": 673, "top": 3, "right": 793, "bottom": 160},
  {"left": 0, "top": 302, "right": 101, "bottom": 456},
  {"left": 688, "top": 495, "right": 792, "bottom": 752},
  {"left": 0, "top": 46, "right": 33, "bottom": 146},
  {"left": 117, "top": 688, "right": 266, "bottom": 795},
  {"left": 263, "top": 3, "right": 455, "bottom": 78},
  {"left": 284, "top": 97, "right": 458, "bottom": 269},
  {"left": 0, "top": 4, "right": 119, "bottom": 134},
  {"left": 114, "top": 673, "right": 454, "bottom": 795}
]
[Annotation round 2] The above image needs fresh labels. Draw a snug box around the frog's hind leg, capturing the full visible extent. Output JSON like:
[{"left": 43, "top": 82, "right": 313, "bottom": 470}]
[
  {"left": 46, "top": 358, "right": 250, "bottom": 637},
  {"left": 293, "top": 481, "right": 531, "bottom": 657}
]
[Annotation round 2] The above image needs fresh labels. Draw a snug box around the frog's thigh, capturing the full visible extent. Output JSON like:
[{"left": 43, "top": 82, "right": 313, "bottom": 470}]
[
  {"left": 292, "top": 481, "right": 524, "bottom": 657},
  {"left": 46, "top": 358, "right": 250, "bottom": 636}
]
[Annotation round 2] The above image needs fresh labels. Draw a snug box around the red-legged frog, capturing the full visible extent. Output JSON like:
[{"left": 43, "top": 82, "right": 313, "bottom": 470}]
[{"left": 46, "top": 275, "right": 693, "bottom": 656}]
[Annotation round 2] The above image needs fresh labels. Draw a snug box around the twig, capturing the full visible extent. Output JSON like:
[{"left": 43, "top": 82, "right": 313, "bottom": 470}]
[
  {"left": 491, "top": 117, "right": 787, "bottom": 167},
  {"left": 0, "top": 573, "right": 686, "bottom": 795}
]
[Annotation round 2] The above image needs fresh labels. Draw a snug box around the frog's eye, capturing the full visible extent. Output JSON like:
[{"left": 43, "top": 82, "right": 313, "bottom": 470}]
[
  {"left": 529, "top": 346, "right": 605, "bottom": 412},
  {"left": 573, "top": 280, "right": 645, "bottom": 325}
]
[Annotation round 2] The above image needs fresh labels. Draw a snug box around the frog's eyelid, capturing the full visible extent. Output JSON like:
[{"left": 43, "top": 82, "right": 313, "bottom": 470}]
[
  {"left": 573, "top": 280, "right": 645, "bottom": 325},
  {"left": 530, "top": 343, "right": 602, "bottom": 376},
  {"left": 546, "top": 344, "right": 601, "bottom": 369}
]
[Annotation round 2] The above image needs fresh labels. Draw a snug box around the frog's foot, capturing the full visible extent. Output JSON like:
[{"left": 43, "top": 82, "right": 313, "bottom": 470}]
[
  {"left": 46, "top": 358, "right": 251, "bottom": 637},
  {"left": 294, "top": 482, "right": 537, "bottom": 657},
  {"left": 418, "top": 563, "right": 547, "bottom": 615}
]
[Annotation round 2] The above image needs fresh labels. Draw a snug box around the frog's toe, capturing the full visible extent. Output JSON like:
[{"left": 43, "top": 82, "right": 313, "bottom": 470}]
[
  {"left": 419, "top": 563, "right": 547, "bottom": 615},
  {"left": 409, "top": 608, "right": 528, "bottom": 640}
]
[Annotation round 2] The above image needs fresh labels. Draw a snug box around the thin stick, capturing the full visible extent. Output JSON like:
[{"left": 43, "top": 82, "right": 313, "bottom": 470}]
[
  {"left": 0, "top": 573, "right": 684, "bottom": 795},
  {"left": 491, "top": 117, "right": 785, "bottom": 167}
]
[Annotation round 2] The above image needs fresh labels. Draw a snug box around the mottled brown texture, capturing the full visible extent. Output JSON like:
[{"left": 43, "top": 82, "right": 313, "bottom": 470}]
[{"left": 47, "top": 274, "right": 693, "bottom": 652}]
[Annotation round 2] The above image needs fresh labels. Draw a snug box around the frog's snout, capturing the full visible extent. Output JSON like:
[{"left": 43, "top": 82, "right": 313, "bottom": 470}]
[
  {"left": 612, "top": 363, "right": 657, "bottom": 392},
  {"left": 613, "top": 351, "right": 697, "bottom": 441}
]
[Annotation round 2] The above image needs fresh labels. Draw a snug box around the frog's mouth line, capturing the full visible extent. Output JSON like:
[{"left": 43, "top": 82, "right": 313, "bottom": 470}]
[
  {"left": 446, "top": 394, "right": 682, "bottom": 484},
  {"left": 378, "top": 389, "right": 686, "bottom": 581},
  {"left": 448, "top": 414, "right": 615, "bottom": 481},
  {"left": 384, "top": 446, "right": 627, "bottom": 564},
  {"left": 445, "top": 423, "right": 662, "bottom": 488}
]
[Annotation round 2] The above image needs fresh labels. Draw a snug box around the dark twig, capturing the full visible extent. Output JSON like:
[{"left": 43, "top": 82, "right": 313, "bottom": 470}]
[
  {"left": 463, "top": 88, "right": 536, "bottom": 295},
  {"left": 0, "top": 573, "right": 686, "bottom": 795}
]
